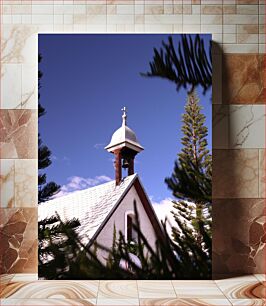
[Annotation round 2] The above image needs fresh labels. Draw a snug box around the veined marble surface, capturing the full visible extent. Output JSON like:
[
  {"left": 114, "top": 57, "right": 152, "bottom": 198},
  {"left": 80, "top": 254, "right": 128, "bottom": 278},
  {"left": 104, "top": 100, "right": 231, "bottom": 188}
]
[
  {"left": 0, "top": 274, "right": 265, "bottom": 305},
  {"left": 213, "top": 105, "right": 265, "bottom": 149}
]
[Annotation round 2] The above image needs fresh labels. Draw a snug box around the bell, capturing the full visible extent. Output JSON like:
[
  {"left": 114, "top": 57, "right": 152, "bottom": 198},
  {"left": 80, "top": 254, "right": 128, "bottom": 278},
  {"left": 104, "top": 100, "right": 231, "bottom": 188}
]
[{"left": 122, "top": 158, "right": 129, "bottom": 169}]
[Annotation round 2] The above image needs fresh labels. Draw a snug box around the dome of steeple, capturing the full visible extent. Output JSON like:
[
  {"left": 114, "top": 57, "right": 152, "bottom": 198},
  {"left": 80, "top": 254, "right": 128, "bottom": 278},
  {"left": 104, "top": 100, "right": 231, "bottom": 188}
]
[{"left": 105, "top": 107, "right": 144, "bottom": 153}]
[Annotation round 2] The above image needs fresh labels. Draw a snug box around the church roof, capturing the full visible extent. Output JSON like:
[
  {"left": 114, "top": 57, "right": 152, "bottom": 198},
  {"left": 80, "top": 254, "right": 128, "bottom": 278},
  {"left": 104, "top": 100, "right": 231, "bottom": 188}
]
[{"left": 38, "top": 174, "right": 138, "bottom": 245}]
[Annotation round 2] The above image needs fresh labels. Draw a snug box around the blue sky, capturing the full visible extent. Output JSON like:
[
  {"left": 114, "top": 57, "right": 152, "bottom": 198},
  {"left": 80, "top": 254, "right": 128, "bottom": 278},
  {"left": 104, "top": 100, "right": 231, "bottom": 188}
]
[{"left": 39, "top": 34, "right": 212, "bottom": 204}]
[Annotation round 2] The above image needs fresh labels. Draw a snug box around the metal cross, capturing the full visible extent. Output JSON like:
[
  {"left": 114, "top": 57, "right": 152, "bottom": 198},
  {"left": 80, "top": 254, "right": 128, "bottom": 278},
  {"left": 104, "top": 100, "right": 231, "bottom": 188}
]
[{"left": 121, "top": 106, "right": 127, "bottom": 116}]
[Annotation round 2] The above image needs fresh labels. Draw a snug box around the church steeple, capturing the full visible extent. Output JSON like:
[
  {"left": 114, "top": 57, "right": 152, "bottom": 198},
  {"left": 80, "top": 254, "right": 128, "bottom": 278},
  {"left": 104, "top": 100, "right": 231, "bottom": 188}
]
[{"left": 105, "top": 107, "right": 144, "bottom": 185}]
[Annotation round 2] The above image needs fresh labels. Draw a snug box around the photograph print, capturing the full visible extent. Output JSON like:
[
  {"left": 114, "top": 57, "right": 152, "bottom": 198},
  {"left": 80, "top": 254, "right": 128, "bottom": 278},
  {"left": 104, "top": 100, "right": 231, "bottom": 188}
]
[{"left": 38, "top": 34, "right": 212, "bottom": 280}]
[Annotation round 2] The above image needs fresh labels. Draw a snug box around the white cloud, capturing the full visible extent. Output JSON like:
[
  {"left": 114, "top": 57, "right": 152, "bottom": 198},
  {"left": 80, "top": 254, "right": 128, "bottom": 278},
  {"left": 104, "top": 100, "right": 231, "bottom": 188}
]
[
  {"left": 151, "top": 197, "right": 176, "bottom": 235},
  {"left": 93, "top": 143, "right": 105, "bottom": 149},
  {"left": 54, "top": 175, "right": 112, "bottom": 198}
]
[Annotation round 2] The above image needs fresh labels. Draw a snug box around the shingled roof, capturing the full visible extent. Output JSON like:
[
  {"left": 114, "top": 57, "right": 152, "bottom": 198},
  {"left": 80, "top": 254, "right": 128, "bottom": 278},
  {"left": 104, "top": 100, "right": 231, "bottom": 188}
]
[{"left": 38, "top": 174, "right": 138, "bottom": 245}]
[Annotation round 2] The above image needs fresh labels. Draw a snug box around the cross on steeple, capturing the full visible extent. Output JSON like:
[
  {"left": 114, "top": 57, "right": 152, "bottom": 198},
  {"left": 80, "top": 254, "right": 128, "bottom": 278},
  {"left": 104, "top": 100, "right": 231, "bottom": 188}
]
[{"left": 122, "top": 106, "right": 127, "bottom": 126}]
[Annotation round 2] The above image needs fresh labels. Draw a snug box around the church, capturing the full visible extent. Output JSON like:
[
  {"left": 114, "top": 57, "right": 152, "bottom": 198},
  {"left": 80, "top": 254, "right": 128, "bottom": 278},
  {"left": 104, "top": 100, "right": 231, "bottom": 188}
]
[{"left": 38, "top": 108, "right": 164, "bottom": 261}]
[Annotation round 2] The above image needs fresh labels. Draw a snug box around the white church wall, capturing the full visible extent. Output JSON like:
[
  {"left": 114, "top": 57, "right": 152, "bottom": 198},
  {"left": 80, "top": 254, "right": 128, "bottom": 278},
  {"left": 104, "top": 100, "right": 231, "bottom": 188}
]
[{"left": 94, "top": 184, "right": 158, "bottom": 261}]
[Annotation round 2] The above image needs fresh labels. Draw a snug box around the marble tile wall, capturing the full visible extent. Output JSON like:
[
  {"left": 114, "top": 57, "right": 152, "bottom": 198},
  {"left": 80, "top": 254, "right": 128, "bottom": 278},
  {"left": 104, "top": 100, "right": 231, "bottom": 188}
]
[{"left": 0, "top": 0, "right": 265, "bottom": 277}]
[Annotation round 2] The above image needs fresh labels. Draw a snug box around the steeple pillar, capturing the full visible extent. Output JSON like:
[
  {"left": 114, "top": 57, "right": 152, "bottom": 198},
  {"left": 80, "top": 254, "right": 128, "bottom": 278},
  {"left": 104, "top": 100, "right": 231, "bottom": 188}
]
[
  {"left": 128, "top": 157, "right": 134, "bottom": 176},
  {"left": 114, "top": 150, "right": 122, "bottom": 186}
]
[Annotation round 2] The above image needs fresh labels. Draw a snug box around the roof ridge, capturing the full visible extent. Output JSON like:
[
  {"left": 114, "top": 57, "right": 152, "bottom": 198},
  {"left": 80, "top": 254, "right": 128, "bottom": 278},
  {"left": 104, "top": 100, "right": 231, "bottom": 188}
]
[{"left": 39, "top": 173, "right": 138, "bottom": 206}]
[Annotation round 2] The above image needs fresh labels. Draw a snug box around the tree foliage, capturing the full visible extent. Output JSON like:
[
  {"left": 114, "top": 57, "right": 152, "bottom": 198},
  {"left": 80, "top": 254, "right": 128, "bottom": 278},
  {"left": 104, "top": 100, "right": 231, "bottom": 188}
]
[
  {"left": 166, "top": 91, "right": 212, "bottom": 204},
  {"left": 141, "top": 35, "right": 212, "bottom": 94},
  {"left": 38, "top": 54, "right": 60, "bottom": 203},
  {"left": 165, "top": 90, "right": 212, "bottom": 276},
  {"left": 39, "top": 203, "right": 211, "bottom": 280}
]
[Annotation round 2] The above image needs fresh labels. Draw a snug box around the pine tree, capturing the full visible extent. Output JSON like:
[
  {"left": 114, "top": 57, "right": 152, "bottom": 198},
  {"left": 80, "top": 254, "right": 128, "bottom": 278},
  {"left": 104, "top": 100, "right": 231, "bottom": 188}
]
[
  {"left": 38, "top": 54, "right": 60, "bottom": 203},
  {"left": 141, "top": 35, "right": 212, "bottom": 94},
  {"left": 165, "top": 90, "right": 212, "bottom": 275}
]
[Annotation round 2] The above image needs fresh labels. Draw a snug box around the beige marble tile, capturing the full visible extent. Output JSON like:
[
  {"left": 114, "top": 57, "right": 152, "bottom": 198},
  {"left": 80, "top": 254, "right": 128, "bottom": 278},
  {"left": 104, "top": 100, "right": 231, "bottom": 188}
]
[
  {"left": 222, "top": 54, "right": 264, "bottom": 104},
  {"left": 237, "top": 4, "right": 259, "bottom": 14},
  {"left": 222, "top": 44, "right": 258, "bottom": 53},
  {"left": 259, "top": 150, "right": 265, "bottom": 198},
  {"left": 96, "top": 299, "right": 139, "bottom": 305},
  {"left": 237, "top": 25, "right": 259, "bottom": 34},
  {"left": 229, "top": 300, "right": 266, "bottom": 306},
  {"left": 140, "top": 298, "right": 232, "bottom": 305},
  {"left": 98, "top": 281, "right": 138, "bottom": 299},
  {"left": 15, "top": 159, "right": 37, "bottom": 207},
  {"left": 0, "top": 64, "right": 22, "bottom": 109},
  {"left": 0, "top": 159, "right": 15, "bottom": 208},
  {"left": 138, "top": 280, "right": 176, "bottom": 298},
  {"left": 185, "top": 299, "right": 232, "bottom": 305},
  {"left": 0, "top": 110, "right": 37, "bottom": 159},
  {"left": 213, "top": 149, "right": 259, "bottom": 198},
  {"left": 212, "top": 53, "right": 222, "bottom": 104},
  {"left": 144, "top": 14, "right": 182, "bottom": 24},
  {"left": 0, "top": 274, "right": 14, "bottom": 294},
  {"left": 0, "top": 208, "right": 38, "bottom": 274},
  {"left": 213, "top": 105, "right": 229, "bottom": 149},
  {"left": 213, "top": 199, "right": 266, "bottom": 275},
  {"left": 21, "top": 63, "right": 37, "bottom": 109},
  {"left": 1, "top": 25, "right": 38, "bottom": 65},
  {"left": 87, "top": 4, "right": 106, "bottom": 15},
  {"left": 229, "top": 105, "right": 265, "bottom": 149},
  {"left": 215, "top": 276, "right": 265, "bottom": 299},
  {"left": 1, "top": 281, "right": 99, "bottom": 299},
  {"left": 0, "top": 299, "right": 96, "bottom": 305},
  {"left": 172, "top": 281, "right": 225, "bottom": 298},
  {"left": 32, "top": 4, "right": 53, "bottom": 15},
  {"left": 237, "top": 33, "right": 259, "bottom": 44},
  {"left": 201, "top": 15, "right": 222, "bottom": 25},
  {"left": 11, "top": 274, "right": 38, "bottom": 282},
  {"left": 254, "top": 274, "right": 266, "bottom": 283},
  {"left": 201, "top": 5, "right": 223, "bottom": 14}
]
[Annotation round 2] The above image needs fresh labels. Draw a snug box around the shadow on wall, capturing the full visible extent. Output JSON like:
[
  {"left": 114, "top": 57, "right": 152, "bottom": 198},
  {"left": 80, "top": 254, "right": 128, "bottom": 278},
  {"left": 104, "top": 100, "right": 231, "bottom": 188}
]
[{"left": 212, "top": 42, "right": 266, "bottom": 279}]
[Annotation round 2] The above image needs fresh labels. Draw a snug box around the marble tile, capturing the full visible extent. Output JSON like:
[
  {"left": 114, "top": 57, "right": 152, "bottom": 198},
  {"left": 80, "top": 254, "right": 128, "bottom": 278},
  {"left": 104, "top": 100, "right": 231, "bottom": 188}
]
[
  {"left": 237, "top": 25, "right": 259, "bottom": 34},
  {"left": 229, "top": 105, "right": 265, "bottom": 149},
  {"left": 1, "top": 64, "right": 22, "bottom": 109},
  {"left": 254, "top": 274, "right": 266, "bottom": 283},
  {"left": 0, "top": 159, "right": 15, "bottom": 208},
  {"left": 172, "top": 281, "right": 224, "bottom": 298},
  {"left": 1, "top": 25, "right": 38, "bottom": 65},
  {"left": 215, "top": 277, "right": 265, "bottom": 299},
  {"left": 140, "top": 298, "right": 232, "bottom": 305},
  {"left": 222, "top": 54, "right": 265, "bottom": 104},
  {"left": 11, "top": 274, "right": 38, "bottom": 282},
  {"left": 222, "top": 43, "right": 258, "bottom": 54},
  {"left": 1, "top": 281, "right": 99, "bottom": 299},
  {"left": 212, "top": 53, "right": 223, "bottom": 105},
  {"left": 21, "top": 63, "right": 37, "bottom": 109},
  {"left": 236, "top": 0, "right": 259, "bottom": 4},
  {"left": 96, "top": 299, "right": 139, "bottom": 305},
  {"left": 138, "top": 280, "right": 176, "bottom": 298},
  {"left": 213, "top": 105, "right": 229, "bottom": 149},
  {"left": 258, "top": 150, "right": 265, "bottom": 198},
  {"left": 213, "top": 199, "right": 266, "bottom": 275},
  {"left": 0, "top": 299, "right": 96, "bottom": 305},
  {"left": 229, "top": 300, "right": 266, "bottom": 306},
  {"left": 0, "top": 208, "right": 37, "bottom": 274},
  {"left": 98, "top": 281, "right": 138, "bottom": 299},
  {"left": 0, "top": 274, "right": 14, "bottom": 295},
  {"left": 15, "top": 159, "right": 37, "bottom": 207},
  {"left": 213, "top": 149, "right": 259, "bottom": 198},
  {"left": 0, "top": 110, "right": 37, "bottom": 159}
]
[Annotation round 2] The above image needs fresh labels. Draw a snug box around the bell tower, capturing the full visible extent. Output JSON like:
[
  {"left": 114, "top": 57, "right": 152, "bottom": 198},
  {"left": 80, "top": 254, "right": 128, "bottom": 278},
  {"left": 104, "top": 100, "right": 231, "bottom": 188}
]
[{"left": 105, "top": 107, "right": 144, "bottom": 185}]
